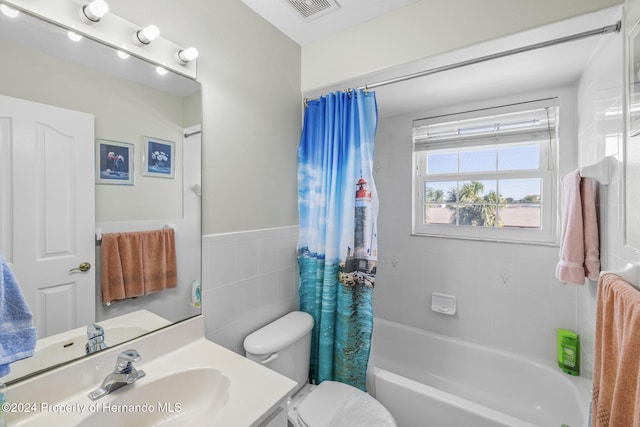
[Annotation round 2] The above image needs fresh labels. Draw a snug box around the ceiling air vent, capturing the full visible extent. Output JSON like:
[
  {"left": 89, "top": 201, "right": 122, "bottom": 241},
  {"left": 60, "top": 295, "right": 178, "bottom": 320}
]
[{"left": 284, "top": 0, "right": 341, "bottom": 22}]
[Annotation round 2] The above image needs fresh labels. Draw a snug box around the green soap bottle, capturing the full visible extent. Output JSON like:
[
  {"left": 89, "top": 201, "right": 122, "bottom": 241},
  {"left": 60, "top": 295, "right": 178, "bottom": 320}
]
[{"left": 557, "top": 328, "right": 579, "bottom": 376}]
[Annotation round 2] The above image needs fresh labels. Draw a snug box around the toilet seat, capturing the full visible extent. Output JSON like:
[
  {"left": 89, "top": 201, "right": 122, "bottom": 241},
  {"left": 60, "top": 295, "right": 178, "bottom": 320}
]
[{"left": 295, "top": 380, "right": 396, "bottom": 427}]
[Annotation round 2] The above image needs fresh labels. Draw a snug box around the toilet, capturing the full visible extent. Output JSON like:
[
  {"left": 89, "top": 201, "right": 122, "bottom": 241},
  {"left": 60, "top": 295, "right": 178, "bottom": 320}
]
[{"left": 244, "top": 311, "right": 396, "bottom": 427}]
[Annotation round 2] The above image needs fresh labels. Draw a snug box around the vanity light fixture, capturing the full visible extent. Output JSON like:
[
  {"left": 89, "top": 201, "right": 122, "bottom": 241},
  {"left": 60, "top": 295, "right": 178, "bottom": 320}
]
[
  {"left": 134, "top": 24, "right": 160, "bottom": 45},
  {"left": 176, "top": 47, "right": 199, "bottom": 65},
  {"left": 81, "top": 0, "right": 109, "bottom": 22},
  {"left": 6, "top": 1, "right": 197, "bottom": 78},
  {"left": 0, "top": 4, "right": 19, "bottom": 18}
]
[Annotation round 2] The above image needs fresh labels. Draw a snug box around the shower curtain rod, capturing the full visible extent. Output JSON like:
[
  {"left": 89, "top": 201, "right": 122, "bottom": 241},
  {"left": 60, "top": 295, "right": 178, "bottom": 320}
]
[
  {"left": 304, "top": 20, "right": 621, "bottom": 103},
  {"left": 362, "top": 21, "right": 621, "bottom": 90}
]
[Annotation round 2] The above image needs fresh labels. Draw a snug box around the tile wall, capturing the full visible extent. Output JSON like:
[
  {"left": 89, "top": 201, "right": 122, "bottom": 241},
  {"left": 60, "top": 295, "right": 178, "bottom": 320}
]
[
  {"left": 575, "top": 8, "right": 636, "bottom": 380},
  {"left": 374, "top": 87, "right": 580, "bottom": 364},
  {"left": 201, "top": 226, "right": 299, "bottom": 354}
]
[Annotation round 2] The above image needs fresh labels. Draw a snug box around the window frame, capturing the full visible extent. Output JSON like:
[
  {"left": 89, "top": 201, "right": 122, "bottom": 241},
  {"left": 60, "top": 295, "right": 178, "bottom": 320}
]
[{"left": 412, "top": 100, "right": 559, "bottom": 244}]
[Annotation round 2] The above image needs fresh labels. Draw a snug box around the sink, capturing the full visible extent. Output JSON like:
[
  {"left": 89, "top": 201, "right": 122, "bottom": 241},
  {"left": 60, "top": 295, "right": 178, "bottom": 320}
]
[
  {"left": 3, "top": 326, "right": 147, "bottom": 382},
  {"left": 75, "top": 368, "right": 230, "bottom": 427},
  {"left": 3, "top": 309, "right": 171, "bottom": 382},
  {"left": 5, "top": 318, "right": 296, "bottom": 427}
]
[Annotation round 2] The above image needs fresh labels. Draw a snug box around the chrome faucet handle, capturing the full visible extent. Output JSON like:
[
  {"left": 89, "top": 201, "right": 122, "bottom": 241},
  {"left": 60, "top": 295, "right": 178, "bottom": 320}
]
[
  {"left": 86, "top": 324, "right": 107, "bottom": 354},
  {"left": 87, "top": 323, "right": 104, "bottom": 339},
  {"left": 115, "top": 349, "right": 142, "bottom": 374},
  {"left": 87, "top": 349, "right": 145, "bottom": 400}
]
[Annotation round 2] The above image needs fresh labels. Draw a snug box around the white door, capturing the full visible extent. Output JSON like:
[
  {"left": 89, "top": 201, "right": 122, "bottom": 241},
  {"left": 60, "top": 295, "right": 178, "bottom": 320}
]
[{"left": 0, "top": 94, "right": 95, "bottom": 338}]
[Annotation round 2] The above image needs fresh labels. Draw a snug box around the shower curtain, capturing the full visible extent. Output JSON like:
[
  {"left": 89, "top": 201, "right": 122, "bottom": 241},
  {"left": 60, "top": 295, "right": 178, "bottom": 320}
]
[{"left": 297, "top": 89, "right": 378, "bottom": 391}]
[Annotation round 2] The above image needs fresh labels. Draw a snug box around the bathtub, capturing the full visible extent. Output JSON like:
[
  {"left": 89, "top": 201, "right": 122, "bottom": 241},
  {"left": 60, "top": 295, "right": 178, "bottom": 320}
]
[{"left": 370, "top": 318, "right": 591, "bottom": 427}]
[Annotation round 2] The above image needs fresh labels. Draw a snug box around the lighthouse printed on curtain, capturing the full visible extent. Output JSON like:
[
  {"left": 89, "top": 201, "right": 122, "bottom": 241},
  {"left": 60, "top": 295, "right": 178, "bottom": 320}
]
[{"left": 339, "top": 175, "right": 377, "bottom": 286}]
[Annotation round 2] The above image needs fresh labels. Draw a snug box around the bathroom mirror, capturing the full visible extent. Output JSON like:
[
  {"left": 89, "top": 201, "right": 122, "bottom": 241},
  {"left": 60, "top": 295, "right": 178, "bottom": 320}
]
[{"left": 0, "top": 7, "right": 202, "bottom": 384}]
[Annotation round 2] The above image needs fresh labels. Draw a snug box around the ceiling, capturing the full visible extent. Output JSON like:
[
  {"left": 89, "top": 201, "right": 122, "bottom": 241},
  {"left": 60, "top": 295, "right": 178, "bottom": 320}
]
[
  {"left": 238, "top": 0, "right": 420, "bottom": 46},
  {"left": 240, "top": 1, "right": 622, "bottom": 118}
]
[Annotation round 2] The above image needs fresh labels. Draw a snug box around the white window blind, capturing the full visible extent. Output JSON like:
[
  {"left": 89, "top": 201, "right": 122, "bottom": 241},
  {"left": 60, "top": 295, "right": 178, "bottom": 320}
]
[
  {"left": 414, "top": 98, "right": 557, "bottom": 148},
  {"left": 412, "top": 98, "right": 558, "bottom": 244}
]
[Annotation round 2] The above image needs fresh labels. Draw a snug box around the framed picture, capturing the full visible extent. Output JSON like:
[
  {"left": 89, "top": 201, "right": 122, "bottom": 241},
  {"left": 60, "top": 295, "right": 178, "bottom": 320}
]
[
  {"left": 630, "top": 19, "right": 640, "bottom": 136},
  {"left": 142, "top": 136, "right": 175, "bottom": 179},
  {"left": 96, "top": 139, "right": 134, "bottom": 185}
]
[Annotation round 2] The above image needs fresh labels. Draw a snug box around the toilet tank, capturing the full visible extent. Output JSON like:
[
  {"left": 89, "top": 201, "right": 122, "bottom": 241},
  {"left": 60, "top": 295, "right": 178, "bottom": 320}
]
[{"left": 244, "top": 311, "right": 314, "bottom": 391}]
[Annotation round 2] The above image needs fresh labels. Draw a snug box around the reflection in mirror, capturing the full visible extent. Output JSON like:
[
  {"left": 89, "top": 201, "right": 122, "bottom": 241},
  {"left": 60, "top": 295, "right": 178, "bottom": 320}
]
[{"left": 0, "top": 7, "right": 202, "bottom": 384}]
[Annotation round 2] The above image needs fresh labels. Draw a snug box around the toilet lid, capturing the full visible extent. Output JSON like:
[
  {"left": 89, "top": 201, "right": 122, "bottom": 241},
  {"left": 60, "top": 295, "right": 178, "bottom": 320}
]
[{"left": 297, "top": 381, "right": 396, "bottom": 427}]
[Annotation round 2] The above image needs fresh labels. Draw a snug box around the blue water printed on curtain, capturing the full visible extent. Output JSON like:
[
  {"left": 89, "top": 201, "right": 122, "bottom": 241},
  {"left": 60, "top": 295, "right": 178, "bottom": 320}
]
[{"left": 297, "top": 89, "right": 378, "bottom": 391}]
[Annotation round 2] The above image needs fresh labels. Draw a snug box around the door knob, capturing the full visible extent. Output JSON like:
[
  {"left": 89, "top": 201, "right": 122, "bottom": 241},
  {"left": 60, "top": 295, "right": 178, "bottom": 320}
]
[{"left": 70, "top": 262, "right": 92, "bottom": 273}]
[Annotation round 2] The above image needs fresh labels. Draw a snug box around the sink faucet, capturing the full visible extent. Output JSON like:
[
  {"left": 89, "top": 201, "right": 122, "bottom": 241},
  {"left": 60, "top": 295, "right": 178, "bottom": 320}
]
[
  {"left": 88, "top": 349, "right": 146, "bottom": 400},
  {"left": 86, "top": 323, "right": 108, "bottom": 354}
]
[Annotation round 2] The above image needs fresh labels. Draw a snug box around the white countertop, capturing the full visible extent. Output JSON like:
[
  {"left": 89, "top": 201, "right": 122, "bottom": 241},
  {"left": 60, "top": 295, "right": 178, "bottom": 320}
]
[
  {"left": 3, "top": 310, "right": 172, "bottom": 383},
  {"left": 4, "top": 316, "right": 297, "bottom": 426}
]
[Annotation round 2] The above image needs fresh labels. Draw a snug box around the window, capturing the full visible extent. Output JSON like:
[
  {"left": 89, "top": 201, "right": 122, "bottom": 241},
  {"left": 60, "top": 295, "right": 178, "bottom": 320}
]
[{"left": 413, "top": 99, "right": 558, "bottom": 243}]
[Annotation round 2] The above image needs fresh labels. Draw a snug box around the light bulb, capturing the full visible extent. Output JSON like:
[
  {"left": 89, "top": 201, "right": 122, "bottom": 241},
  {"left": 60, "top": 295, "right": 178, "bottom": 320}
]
[
  {"left": 82, "top": 0, "right": 109, "bottom": 22},
  {"left": 156, "top": 66, "right": 168, "bottom": 76},
  {"left": 135, "top": 25, "right": 160, "bottom": 44},
  {"left": 0, "top": 4, "right": 19, "bottom": 18},
  {"left": 176, "top": 47, "right": 198, "bottom": 64}
]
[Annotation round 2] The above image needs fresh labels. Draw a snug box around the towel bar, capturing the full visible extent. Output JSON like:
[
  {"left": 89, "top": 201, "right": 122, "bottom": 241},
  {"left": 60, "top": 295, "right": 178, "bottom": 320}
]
[
  {"left": 600, "top": 263, "right": 640, "bottom": 289},
  {"left": 95, "top": 224, "right": 175, "bottom": 245},
  {"left": 579, "top": 156, "right": 616, "bottom": 185}
]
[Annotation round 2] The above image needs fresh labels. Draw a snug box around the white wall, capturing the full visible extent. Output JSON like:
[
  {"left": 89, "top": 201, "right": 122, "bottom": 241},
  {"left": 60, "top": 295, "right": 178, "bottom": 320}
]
[
  {"left": 575, "top": 1, "right": 640, "bottom": 380},
  {"left": 301, "top": 0, "right": 623, "bottom": 92},
  {"left": 624, "top": 0, "right": 640, "bottom": 252},
  {"left": 374, "top": 87, "right": 580, "bottom": 364}
]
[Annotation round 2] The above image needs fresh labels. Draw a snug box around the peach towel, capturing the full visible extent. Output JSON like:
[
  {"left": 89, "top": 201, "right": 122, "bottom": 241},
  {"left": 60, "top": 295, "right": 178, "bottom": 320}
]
[
  {"left": 101, "top": 228, "right": 177, "bottom": 304},
  {"left": 555, "top": 170, "right": 600, "bottom": 284},
  {"left": 592, "top": 273, "right": 640, "bottom": 427}
]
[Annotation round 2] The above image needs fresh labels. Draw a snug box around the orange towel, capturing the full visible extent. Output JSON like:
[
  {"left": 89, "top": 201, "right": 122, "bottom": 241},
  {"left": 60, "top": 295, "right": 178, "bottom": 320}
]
[
  {"left": 100, "top": 228, "right": 177, "bottom": 304},
  {"left": 141, "top": 228, "right": 178, "bottom": 294},
  {"left": 592, "top": 273, "right": 640, "bottom": 427}
]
